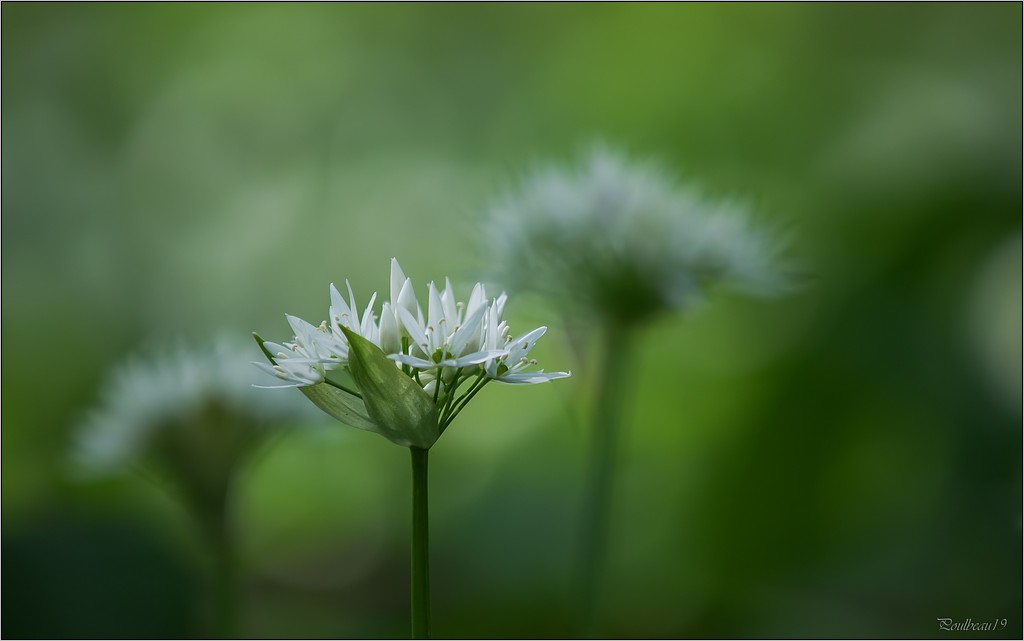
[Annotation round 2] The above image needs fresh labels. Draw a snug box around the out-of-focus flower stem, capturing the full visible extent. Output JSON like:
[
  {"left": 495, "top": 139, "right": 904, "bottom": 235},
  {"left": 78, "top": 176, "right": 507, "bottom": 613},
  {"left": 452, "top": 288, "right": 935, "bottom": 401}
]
[
  {"left": 575, "top": 325, "right": 635, "bottom": 637},
  {"left": 195, "top": 499, "right": 238, "bottom": 639},
  {"left": 410, "top": 446, "right": 432, "bottom": 639},
  {"left": 212, "top": 522, "right": 239, "bottom": 639}
]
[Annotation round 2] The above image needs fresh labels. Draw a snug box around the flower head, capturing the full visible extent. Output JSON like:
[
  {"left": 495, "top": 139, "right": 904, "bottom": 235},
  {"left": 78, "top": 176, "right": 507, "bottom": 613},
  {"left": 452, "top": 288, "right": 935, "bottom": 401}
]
[
  {"left": 254, "top": 259, "right": 570, "bottom": 448},
  {"left": 483, "top": 145, "right": 792, "bottom": 327},
  {"left": 73, "top": 337, "right": 319, "bottom": 481}
]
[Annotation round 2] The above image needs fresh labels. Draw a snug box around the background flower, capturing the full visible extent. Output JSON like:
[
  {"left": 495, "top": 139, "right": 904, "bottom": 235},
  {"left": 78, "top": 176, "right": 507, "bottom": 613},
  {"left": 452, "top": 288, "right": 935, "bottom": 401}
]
[
  {"left": 74, "top": 337, "right": 320, "bottom": 482},
  {"left": 71, "top": 336, "right": 323, "bottom": 637},
  {"left": 484, "top": 145, "right": 793, "bottom": 327}
]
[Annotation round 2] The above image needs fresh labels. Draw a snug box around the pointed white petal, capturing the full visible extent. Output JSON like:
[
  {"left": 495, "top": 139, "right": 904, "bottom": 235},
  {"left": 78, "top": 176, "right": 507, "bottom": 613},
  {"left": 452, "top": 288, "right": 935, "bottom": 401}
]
[
  {"left": 379, "top": 302, "right": 402, "bottom": 355},
  {"left": 396, "top": 304, "right": 431, "bottom": 353},
  {"left": 440, "top": 349, "right": 508, "bottom": 368},
  {"left": 330, "top": 283, "right": 352, "bottom": 318},
  {"left": 262, "top": 342, "right": 300, "bottom": 359},
  {"left": 252, "top": 361, "right": 284, "bottom": 378},
  {"left": 495, "top": 370, "right": 572, "bottom": 384},
  {"left": 427, "top": 282, "right": 444, "bottom": 335},
  {"left": 467, "top": 282, "right": 486, "bottom": 318},
  {"left": 506, "top": 326, "right": 547, "bottom": 363},
  {"left": 360, "top": 291, "right": 378, "bottom": 337},
  {"left": 388, "top": 353, "right": 437, "bottom": 370},
  {"left": 493, "top": 292, "right": 508, "bottom": 321},
  {"left": 346, "top": 280, "right": 358, "bottom": 320},
  {"left": 485, "top": 306, "right": 500, "bottom": 351},
  {"left": 285, "top": 314, "right": 320, "bottom": 353},
  {"left": 441, "top": 277, "right": 459, "bottom": 329},
  {"left": 448, "top": 302, "right": 488, "bottom": 356},
  {"left": 397, "top": 278, "right": 420, "bottom": 319},
  {"left": 390, "top": 257, "right": 408, "bottom": 305}
]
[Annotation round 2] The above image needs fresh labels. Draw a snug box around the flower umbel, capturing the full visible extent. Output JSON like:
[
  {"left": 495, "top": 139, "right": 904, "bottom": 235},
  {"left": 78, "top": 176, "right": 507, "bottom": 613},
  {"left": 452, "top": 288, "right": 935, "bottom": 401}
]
[
  {"left": 75, "top": 336, "right": 318, "bottom": 477},
  {"left": 254, "top": 258, "right": 570, "bottom": 448},
  {"left": 483, "top": 145, "right": 792, "bottom": 327}
]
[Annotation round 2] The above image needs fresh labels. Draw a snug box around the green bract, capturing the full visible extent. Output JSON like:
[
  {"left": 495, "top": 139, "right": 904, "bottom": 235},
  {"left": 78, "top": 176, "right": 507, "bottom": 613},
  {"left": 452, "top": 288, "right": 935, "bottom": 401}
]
[
  {"left": 339, "top": 327, "right": 439, "bottom": 449},
  {"left": 299, "top": 383, "right": 376, "bottom": 432},
  {"left": 255, "top": 329, "right": 438, "bottom": 448}
]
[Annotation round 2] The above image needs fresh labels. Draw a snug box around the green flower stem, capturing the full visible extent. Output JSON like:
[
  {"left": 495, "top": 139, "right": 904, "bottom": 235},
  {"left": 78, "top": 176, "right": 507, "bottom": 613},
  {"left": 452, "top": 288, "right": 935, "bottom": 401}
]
[
  {"left": 410, "top": 446, "right": 431, "bottom": 639},
  {"left": 212, "top": 522, "right": 239, "bottom": 639},
  {"left": 574, "top": 325, "right": 635, "bottom": 637},
  {"left": 194, "top": 502, "right": 238, "bottom": 639},
  {"left": 441, "top": 375, "right": 489, "bottom": 432}
]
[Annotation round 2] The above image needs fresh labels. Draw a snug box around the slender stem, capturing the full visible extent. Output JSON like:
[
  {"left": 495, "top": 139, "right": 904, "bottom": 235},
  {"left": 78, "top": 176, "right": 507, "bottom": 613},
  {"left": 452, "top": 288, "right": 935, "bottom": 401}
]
[
  {"left": 441, "top": 367, "right": 464, "bottom": 417},
  {"left": 410, "top": 447, "right": 431, "bottom": 639},
  {"left": 212, "top": 521, "right": 239, "bottom": 639},
  {"left": 194, "top": 496, "right": 238, "bottom": 639},
  {"left": 441, "top": 375, "right": 489, "bottom": 431},
  {"left": 322, "top": 377, "right": 362, "bottom": 399},
  {"left": 574, "top": 325, "right": 634, "bottom": 637}
]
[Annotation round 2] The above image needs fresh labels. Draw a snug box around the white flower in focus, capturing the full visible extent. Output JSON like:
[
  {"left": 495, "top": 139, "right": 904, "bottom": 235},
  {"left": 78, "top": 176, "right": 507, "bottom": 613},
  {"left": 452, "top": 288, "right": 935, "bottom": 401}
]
[
  {"left": 483, "top": 145, "right": 792, "bottom": 326},
  {"left": 256, "top": 258, "right": 569, "bottom": 391},
  {"left": 253, "top": 283, "right": 380, "bottom": 388},
  {"left": 254, "top": 258, "right": 570, "bottom": 438},
  {"left": 390, "top": 279, "right": 504, "bottom": 371}
]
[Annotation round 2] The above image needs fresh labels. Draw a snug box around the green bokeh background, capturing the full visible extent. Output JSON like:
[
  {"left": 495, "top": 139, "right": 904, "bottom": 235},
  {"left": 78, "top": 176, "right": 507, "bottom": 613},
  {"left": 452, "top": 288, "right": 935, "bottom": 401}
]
[{"left": 3, "top": 4, "right": 1020, "bottom": 638}]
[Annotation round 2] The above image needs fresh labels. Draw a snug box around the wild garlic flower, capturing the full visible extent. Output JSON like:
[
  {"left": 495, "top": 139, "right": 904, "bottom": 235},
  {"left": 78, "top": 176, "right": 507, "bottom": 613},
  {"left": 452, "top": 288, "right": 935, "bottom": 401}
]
[
  {"left": 74, "top": 337, "right": 319, "bottom": 478},
  {"left": 483, "top": 146, "right": 791, "bottom": 327},
  {"left": 254, "top": 259, "right": 570, "bottom": 448}
]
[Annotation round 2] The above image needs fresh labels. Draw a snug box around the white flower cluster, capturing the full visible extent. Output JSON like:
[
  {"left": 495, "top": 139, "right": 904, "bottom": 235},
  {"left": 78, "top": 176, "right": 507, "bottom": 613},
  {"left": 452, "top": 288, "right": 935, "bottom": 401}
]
[
  {"left": 254, "top": 259, "right": 570, "bottom": 395},
  {"left": 483, "top": 146, "right": 791, "bottom": 326},
  {"left": 74, "top": 337, "right": 319, "bottom": 474}
]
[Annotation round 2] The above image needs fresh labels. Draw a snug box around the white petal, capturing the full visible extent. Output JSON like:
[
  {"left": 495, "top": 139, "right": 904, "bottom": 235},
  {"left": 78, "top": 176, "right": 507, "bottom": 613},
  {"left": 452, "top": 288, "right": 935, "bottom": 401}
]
[
  {"left": 466, "top": 282, "right": 486, "bottom": 318},
  {"left": 441, "top": 277, "right": 459, "bottom": 329},
  {"left": 390, "top": 257, "right": 408, "bottom": 305},
  {"left": 484, "top": 306, "right": 500, "bottom": 351},
  {"left": 379, "top": 302, "right": 402, "bottom": 355},
  {"left": 261, "top": 342, "right": 300, "bottom": 359},
  {"left": 495, "top": 370, "right": 572, "bottom": 384},
  {"left": 427, "top": 282, "right": 444, "bottom": 339},
  {"left": 277, "top": 358, "right": 324, "bottom": 378},
  {"left": 285, "top": 314, "right": 320, "bottom": 353},
  {"left": 330, "top": 283, "right": 356, "bottom": 330},
  {"left": 448, "top": 303, "right": 488, "bottom": 356},
  {"left": 440, "top": 349, "right": 508, "bottom": 368},
  {"left": 396, "top": 304, "right": 430, "bottom": 353},
  {"left": 360, "top": 292, "right": 378, "bottom": 338},
  {"left": 346, "top": 280, "right": 358, "bottom": 320},
  {"left": 506, "top": 326, "right": 547, "bottom": 363},
  {"left": 389, "top": 353, "right": 437, "bottom": 370},
  {"left": 252, "top": 360, "right": 323, "bottom": 387},
  {"left": 252, "top": 361, "right": 284, "bottom": 378},
  {"left": 493, "top": 292, "right": 508, "bottom": 321},
  {"left": 397, "top": 278, "right": 420, "bottom": 319}
]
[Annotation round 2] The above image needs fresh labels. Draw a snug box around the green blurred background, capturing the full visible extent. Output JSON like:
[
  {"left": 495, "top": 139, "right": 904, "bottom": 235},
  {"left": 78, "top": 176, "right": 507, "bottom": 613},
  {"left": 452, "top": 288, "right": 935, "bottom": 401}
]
[{"left": 3, "top": 3, "right": 1021, "bottom": 638}]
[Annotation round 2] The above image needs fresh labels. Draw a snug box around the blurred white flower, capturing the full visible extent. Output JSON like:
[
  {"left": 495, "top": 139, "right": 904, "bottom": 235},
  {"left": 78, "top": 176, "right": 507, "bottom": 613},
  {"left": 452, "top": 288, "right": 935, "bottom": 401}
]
[
  {"left": 483, "top": 145, "right": 792, "bottom": 326},
  {"left": 74, "top": 336, "right": 319, "bottom": 476}
]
